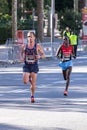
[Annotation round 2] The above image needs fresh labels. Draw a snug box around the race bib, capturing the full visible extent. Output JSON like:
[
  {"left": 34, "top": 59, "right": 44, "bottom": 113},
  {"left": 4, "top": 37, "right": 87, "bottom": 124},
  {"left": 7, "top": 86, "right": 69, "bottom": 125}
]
[
  {"left": 63, "top": 57, "right": 70, "bottom": 61},
  {"left": 63, "top": 55, "right": 70, "bottom": 61},
  {"left": 26, "top": 55, "right": 35, "bottom": 63}
]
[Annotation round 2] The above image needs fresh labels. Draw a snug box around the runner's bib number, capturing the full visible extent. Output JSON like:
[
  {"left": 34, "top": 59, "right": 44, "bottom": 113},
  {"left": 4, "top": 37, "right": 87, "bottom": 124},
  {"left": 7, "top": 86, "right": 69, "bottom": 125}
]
[
  {"left": 63, "top": 56, "right": 70, "bottom": 61},
  {"left": 26, "top": 55, "right": 35, "bottom": 63}
]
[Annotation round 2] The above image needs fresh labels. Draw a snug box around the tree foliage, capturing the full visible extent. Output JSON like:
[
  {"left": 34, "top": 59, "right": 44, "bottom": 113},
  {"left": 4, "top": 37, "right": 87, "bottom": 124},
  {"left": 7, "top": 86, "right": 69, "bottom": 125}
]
[
  {"left": 0, "top": 0, "right": 83, "bottom": 43},
  {"left": 59, "top": 8, "right": 82, "bottom": 35},
  {"left": 55, "top": 0, "right": 73, "bottom": 12},
  {"left": 0, "top": 0, "right": 9, "bottom": 14},
  {"left": 55, "top": 0, "right": 83, "bottom": 12}
]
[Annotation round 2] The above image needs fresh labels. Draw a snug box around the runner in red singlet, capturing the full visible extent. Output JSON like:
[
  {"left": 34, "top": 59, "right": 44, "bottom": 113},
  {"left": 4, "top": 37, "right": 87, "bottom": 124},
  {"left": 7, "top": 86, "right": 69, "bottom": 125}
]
[{"left": 56, "top": 36, "right": 76, "bottom": 96}]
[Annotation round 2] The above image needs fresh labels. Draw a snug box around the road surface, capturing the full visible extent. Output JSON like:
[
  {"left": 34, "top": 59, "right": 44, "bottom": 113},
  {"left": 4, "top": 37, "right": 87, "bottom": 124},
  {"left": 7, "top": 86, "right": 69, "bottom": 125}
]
[{"left": 0, "top": 52, "right": 87, "bottom": 130}]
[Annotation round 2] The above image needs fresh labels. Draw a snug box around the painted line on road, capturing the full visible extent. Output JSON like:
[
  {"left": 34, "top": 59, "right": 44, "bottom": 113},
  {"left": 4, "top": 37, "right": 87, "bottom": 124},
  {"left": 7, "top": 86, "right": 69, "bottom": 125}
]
[{"left": 0, "top": 66, "right": 87, "bottom": 74}]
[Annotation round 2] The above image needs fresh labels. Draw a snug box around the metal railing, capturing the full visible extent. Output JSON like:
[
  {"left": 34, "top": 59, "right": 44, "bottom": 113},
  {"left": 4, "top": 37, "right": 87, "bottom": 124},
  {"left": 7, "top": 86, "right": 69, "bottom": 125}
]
[{"left": 0, "top": 38, "right": 86, "bottom": 64}]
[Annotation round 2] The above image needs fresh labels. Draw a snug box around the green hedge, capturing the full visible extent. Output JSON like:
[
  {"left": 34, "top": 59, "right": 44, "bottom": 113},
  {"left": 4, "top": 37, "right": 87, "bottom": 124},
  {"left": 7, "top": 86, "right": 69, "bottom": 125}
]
[
  {"left": 18, "top": 19, "right": 37, "bottom": 30},
  {"left": 0, "top": 19, "right": 37, "bottom": 44},
  {"left": 0, "top": 26, "right": 12, "bottom": 44},
  {"left": 58, "top": 8, "right": 82, "bottom": 35}
]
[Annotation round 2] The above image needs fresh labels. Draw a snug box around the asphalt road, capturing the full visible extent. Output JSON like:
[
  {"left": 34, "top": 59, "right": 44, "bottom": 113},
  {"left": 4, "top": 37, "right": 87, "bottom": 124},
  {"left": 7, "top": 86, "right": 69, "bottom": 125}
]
[{"left": 0, "top": 52, "right": 87, "bottom": 130}]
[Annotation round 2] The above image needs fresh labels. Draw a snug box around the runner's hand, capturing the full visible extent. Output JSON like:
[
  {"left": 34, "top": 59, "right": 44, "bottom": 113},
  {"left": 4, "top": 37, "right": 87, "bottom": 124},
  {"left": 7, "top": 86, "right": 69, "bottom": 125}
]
[
  {"left": 20, "top": 58, "right": 24, "bottom": 63},
  {"left": 35, "top": 55, "right": 41, "bottom": 60}
]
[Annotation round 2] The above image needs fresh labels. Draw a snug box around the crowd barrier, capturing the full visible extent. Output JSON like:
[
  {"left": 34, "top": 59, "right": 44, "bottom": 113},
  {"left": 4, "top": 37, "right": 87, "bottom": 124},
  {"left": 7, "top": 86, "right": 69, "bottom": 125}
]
[
  {"left": 42, "top": 42, "right": 61, "bottom": 57},
  {"left": 0, "top": 38, "right": 86, "bottom": 63}
]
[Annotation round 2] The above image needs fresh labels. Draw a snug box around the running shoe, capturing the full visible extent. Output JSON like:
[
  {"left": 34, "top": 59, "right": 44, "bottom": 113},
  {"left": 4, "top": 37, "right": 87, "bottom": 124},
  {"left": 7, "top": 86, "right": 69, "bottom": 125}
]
[
  {"left": 64, "top": 90, "right": 68, "bottom": 96},
  {"left": 31, "top": 96, "right": 35, "bottom": 103}
]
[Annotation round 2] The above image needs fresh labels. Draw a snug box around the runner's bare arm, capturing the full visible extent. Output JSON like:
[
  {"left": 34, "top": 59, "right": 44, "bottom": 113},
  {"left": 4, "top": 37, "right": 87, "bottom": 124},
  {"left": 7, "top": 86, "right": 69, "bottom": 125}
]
[
  {"left": 56, "top": 45, "right": 62, "bottom": 59},
  {"left": 20, "top": 44, "right": 25, "bottom": 62},
  {"left": 37, "top": 44, "right": 45, "bottom": 59}
]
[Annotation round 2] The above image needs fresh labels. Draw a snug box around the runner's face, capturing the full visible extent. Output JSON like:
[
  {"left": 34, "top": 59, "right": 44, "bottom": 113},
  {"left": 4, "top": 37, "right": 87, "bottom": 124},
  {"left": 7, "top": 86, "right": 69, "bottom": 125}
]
[
  {"left": 64, "top": 38, "right": 69, "bottom": 46},
  {"left": 27, "top": 32, "right": 35, "bottom": 43}
]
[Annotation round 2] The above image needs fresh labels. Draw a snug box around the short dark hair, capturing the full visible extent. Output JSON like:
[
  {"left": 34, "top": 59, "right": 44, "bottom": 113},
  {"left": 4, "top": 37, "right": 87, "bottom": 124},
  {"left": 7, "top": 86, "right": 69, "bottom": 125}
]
[
  {"left": 27, "top": 31, "right": 36, "bottom": 37},
  {"left": 64, "top": 36, "right": 70, "bottom": 44},
  {"left": 64, "top": 36, "right": 69, "bottom": 40},
  {"left": 30, "top": 32, "right": 36, "bottom": 37}
]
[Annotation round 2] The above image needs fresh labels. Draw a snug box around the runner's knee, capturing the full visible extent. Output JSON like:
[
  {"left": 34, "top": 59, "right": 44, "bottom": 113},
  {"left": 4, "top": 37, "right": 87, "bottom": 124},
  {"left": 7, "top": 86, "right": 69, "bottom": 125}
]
[{"left": 23, "top": 79, "right": 29, "bottom": 84}]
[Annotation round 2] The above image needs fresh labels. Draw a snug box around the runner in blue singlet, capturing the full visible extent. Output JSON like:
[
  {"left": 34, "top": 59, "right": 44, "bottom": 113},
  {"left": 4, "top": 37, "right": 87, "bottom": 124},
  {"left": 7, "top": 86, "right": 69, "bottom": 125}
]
[{"left": 21, "top": 32, "right": 45, "bottom": 103}]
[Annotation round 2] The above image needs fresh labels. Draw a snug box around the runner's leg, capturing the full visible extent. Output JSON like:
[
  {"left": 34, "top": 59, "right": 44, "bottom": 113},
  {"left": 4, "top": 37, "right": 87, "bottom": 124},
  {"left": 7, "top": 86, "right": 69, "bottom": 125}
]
[
  {"left": 65, "top": 67, "right": 72, "bottom": 91},
  {"left": 62, "top": 69, "right": 67, "bottom": 80},
  {"left": 23, "top": 72, "right": 30, "bottom": 84},
  {"left": 30, "top": 72, "right": 37, "bottom": 97}
]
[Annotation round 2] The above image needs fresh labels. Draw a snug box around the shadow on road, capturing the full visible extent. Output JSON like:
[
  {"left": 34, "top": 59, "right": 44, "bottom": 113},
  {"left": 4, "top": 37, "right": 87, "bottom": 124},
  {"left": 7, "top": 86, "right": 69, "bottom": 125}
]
[
  {"left": 0, "top": 70, "right": 87, "bottom": 113},
  {"left": 0, "top": 123, "right": 69, "bottom": 130}
]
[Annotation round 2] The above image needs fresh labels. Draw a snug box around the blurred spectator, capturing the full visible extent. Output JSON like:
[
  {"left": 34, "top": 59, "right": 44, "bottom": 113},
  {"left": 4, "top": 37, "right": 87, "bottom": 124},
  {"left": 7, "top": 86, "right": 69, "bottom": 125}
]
[
  {"left": 70, "top": 31, "right": 78, "bottom": 57},
  {"left": 63, "top": 27, "right": 71, "bottom": 39}
]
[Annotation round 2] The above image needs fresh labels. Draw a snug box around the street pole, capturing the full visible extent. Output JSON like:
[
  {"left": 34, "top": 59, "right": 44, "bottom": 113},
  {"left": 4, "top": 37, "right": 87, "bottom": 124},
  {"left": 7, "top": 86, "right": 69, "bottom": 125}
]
[
  {"left": 50, "top": 0, "right": 55, "bottom": 56},
  {"left": 51, "top": 0, "right": 55, "bottom": 43}
]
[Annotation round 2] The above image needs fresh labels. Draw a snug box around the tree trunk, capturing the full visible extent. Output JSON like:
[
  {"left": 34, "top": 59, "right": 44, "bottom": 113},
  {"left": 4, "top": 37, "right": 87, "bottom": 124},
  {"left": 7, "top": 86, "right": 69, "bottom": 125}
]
[
  {"left": 74, "top": 0, "right": 78, "bottom": 13},
  {"left": 37, "top": 0, "right": 44, "bottom": 42},
  {"left": 12, "top": 0, "right": 17, "bottom": 43}
]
